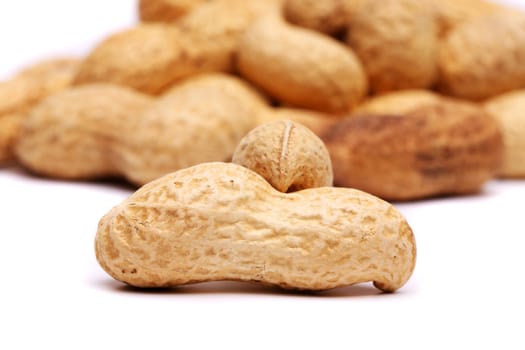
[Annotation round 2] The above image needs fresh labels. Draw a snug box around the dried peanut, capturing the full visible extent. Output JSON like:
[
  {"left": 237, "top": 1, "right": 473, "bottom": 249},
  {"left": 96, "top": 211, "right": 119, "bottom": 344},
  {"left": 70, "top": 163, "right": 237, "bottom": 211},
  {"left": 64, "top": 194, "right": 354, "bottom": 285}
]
[
  {"left": 121, "top": 73, "right": 264, "bottom": 185},
  {"left": 428, "top": 0, "right": 507, "bottom": 37},
  {"left": 283, "top": 0, "right": 353, "bottom": 35},
  {"left": 16, "top": 74, "right": 263, "bottom": 185},
  {"left": 257, "top": 107, "right": 341, "bottom": 137},
  {"left": 323, "top": 100, "right": 503, "bottom": 201},
  {"left": 438, "top": 12, "right": 525, "bottom": 100},
  {"left": 76, "top": 1, "right": 280, "bottom": 94},
  {"left": 0, "top": 58, "right": 79, "bottom": 163},
  {"left": 346, "top": 0, "right": 438, "bottom": 94},
  {"left": 73, "top": 24, "right": 190, "bottom": 94},
  {"left": 484, "top": 90, "right": 525, "bottom": 178},
  {"left": 95, "top": 162, "right": 416, "bottom": 292},
  {"left": 177, "top": 0, "right": 282, "bottom": 74},
  {"left": 138, "top": 0, "right": 206, "bottom": 22},
  {"left": 15, "top": 84, "right": 154, "bottom": 179},
  {"left": 237, "top": 15, "right": 367, "bottom": 113},
  {"left": 232, "top": 120, "right": 333, "bottom": 192},
  {"left": 354, "top": 90, "right": 441, "bottom": 115}
]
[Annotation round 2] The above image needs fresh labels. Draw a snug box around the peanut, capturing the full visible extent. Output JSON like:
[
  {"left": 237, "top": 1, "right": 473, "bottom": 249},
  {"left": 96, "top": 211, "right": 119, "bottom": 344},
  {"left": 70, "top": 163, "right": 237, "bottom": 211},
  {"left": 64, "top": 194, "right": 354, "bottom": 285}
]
[
  {"left": 73, "top": 24, "right": 189, "bottom": 95},
  {"left": 484, "top": 90, "right": 525, "bottom": 178},
  {"left": 232, "top": 120, "right": 333, "bottom": 192},
  {"left": 428, "top": 0, "right": 507, "bottom": 37},
  {"left": 354, "top": 90, "right": 441, "bottom": 115},
  {"left": 346, "top": 0, "right": 438, "bottom": 94},
  {"left": 75, "top": 1, "right": 281, "bottom": 94},
  {"left": 283, "top": 0, "right": 355, "bottom": 35},
  {"left": 323, "top": 100, "right": 503, "bottom": 201},
  {"left": 121, "top": 73, "right": 264, "bottom": 185},
  {"left": 138, "top": 0, "right": 206, "bottom": 22},
  {"left": 237, "top": 15, "right": 367, "bottom": 113},
  {"left": 15, "top": 74, "right": 263, "bottom": 185},
  {"left": 95, "top": 162, "right": 416, "bottom": 292},
  {"left": 257, "top": 107, "right": 341, "bottom": 137},
  {"left": 438, "top": 11, "right": 525, "bottom": 100},
  {"left": 0, "top": 58, "right": 79, "bottom": 163},
  {"left": 15, "top": 84, "right": 154, "bottom": 179}
]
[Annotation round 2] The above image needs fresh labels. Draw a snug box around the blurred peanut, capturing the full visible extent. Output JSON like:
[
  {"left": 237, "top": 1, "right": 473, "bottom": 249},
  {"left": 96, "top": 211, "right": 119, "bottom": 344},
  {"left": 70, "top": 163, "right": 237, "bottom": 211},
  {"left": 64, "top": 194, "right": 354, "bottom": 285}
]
[
  {"left": 438, "top": 12, "right": 525, "bottom": 100},
  {"left": 323, "top": 100, "right": 503, "bottom": 201},
  {"left": 16, "top": 74, "right": 263, "bottom": 185},
  {"left": 485, "top": 90, "right": 525, "bottom": 178},
  {"left": 237, "top": 16, "right": 367, "bottom": 113},
  {"left": 0, "top": 58, "right": 79, "bottom": 163},
  {"left": 346, "top": 0, "right": 438, "bottom": 94}
]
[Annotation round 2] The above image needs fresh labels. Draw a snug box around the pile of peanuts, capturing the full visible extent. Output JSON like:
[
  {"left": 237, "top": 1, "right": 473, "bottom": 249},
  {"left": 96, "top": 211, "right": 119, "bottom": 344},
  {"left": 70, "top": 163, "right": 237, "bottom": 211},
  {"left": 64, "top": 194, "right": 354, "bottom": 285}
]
[{"left": 2, "top": 0, "right": 525, "bottom": 292}]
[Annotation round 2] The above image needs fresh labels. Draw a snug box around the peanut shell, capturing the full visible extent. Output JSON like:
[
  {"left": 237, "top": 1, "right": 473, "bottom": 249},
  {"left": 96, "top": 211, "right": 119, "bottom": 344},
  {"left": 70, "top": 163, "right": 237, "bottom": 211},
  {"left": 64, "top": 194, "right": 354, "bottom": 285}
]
[{"left": 95, "top": 162, "right": 416, "bottom": 292}]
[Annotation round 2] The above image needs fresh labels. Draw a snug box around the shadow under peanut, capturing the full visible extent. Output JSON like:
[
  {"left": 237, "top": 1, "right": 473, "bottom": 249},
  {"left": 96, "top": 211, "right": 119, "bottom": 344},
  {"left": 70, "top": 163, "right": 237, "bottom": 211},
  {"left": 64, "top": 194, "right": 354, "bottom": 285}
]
[{"left": 93, "top": 278, "right": 389, "bottom": 298}]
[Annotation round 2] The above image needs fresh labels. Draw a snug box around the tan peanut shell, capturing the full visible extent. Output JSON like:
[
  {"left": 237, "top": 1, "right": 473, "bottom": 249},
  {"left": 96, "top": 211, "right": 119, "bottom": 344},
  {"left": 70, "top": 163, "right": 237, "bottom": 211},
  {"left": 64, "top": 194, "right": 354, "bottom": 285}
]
[
  {"left": 232, "top": 120, "right": 333, "bottom": 192},
  {"left": 73, "top": 24, "right": 190, "bottom": 95},
  {"left": 15, "top": 84, "right": 154, "bottom": 179},
  {"left": 354, "top": 90, "right": 441, "bottom": 115},
  {"left": 438, "top": 12, "right": 525, "bottom": 100},
  {"left": 0, "top": 58, "right": 79, "bottom": 163},
  {"left": 95, "top": 162, "right": 416, "bottom": 292},
  {"left": 15, "top": 74, "right": 263, "bottom": 185},
  {"left": 323, "top": 100, "right": 503, "bottom": 201},
  {"left": 484, "top": 90, "right": 525, "bottom": 178},
  {"left": 138, "top": 0, "right": 205, "bottom": 22},
  {"left": 121, "top": 73, "right": 264, "bottom": 185},
  {"left": 237, "top": 15, "right": 367, "bottom": 113},
  {"left": 283, "top": 0, "right": 352, "bottom": 35},
  {"left": 428, "top": 0, "right": 506, "bottom": 37},
  {"left": 176, "top": 0, "right": 282, "bottom": 75},
  {"left": 258, "top": 107, "right": 341, "bottom": 137},
  {"left": 346, "top": 0, "right": 438, "bottom": 94}
]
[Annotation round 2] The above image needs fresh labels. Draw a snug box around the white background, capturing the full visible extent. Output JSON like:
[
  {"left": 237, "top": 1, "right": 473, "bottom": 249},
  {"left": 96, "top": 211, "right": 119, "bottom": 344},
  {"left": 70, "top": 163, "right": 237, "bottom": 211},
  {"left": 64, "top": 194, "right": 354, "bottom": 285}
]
[{"left": 1, "top": 1, "right": 525, "bottom": 349}]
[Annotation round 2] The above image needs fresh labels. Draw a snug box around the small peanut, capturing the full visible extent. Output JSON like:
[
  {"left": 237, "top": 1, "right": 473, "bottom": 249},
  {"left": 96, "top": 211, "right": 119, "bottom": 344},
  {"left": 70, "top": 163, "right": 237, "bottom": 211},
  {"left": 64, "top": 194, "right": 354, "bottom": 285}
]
[
  {"left": 283, "top": 0, "right": 355, "bottom": 35},
  {"left": 484, "top": 90, "right": 525, "bottom": 178},
  {"left": 323, "top": 100, "right": 503, "bottom": 201},
  {"left": 438, "top": 11, "right": 525, "bottom": 100},
  {"left": 354, "top": 89, "right": 442, "bottom": 115},
  {"left": 237, "top": 15, "right": 367, "bottom": 113},
  {"left": 428, "top": 0, "right": 507, "bottom": 37},
  {"left": 0, "top": 58, "right": 79, "bottom": 163},
  {"left": 346, "top": 0, "right": 438, "bottom": 94},
  {"left": 257, "top": 107, "right": 341, "bottom": 137},
  {"left": 15, "top": 74, "right": 263, "bottom": 185},
  {"left": 138, "top": 0, "right": 206, "bottom": 22},
  {"left": 73, "top": 24, "right": 190, "bottom": 95},
  {"left": 232, "top": 120, "right": 333, "bottom": 192},
  {"left": 95, "top": 162, "right": 416, "bottom": 292},
  {"left": 76, "top": 1, "right": 281, "bottom": 94}
]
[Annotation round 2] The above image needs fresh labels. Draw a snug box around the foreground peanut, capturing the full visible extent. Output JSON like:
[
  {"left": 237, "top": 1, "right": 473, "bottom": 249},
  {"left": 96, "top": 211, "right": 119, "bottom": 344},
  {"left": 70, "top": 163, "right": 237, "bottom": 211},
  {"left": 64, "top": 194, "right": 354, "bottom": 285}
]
[
  {"left": 16, "top": 74, "right": 263, "bottom": 185},
  {"left": 0, "top": 58, "right": 79, "bottom": 163},
  {"left": 232, "top": 120, "right": 333, "bottom": 192},
  {"left": 95, "top": 162, "right": 416, "bottom": 292},
  {"left": 324, "top": 100, "right": 503, "bottom": 201},
  {"left": 237, "top": 15, "right": 367, "bottom": 113},
  {"left": 484, "top": 90, "right": 525, "bottom": 178}
]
